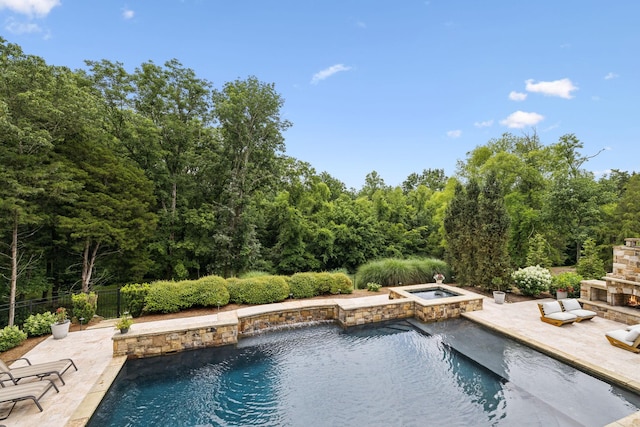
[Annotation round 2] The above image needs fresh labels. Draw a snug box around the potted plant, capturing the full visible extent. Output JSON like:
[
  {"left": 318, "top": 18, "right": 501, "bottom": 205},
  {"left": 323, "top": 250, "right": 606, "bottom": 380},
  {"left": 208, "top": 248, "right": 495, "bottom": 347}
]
[
  {"left": 491, "top": 277, "right": 506, "bottom": 304},
  {"left": 115, "top": 314, "right": 133, "bottom": 334},
  {"left": 433, "top": 273, "right": 445, "bottom": 284},
  {"left": 51, "top": 307, "right": 71, "bottom": 339}
]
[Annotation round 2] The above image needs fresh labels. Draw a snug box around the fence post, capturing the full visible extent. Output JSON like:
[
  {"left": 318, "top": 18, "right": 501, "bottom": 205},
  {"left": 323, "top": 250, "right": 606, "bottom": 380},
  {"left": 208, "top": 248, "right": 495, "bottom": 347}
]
[{"left": 116, "top": 288, "right": 121, "bottom": 317}]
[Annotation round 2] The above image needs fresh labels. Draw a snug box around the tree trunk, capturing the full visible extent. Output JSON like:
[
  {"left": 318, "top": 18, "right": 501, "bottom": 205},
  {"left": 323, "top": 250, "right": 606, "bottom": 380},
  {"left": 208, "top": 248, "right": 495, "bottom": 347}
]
[
  {"left": 8, "top": 212, "right": 18, "bottom": 327},
  {"left": 81, "top": 239, "right": 100, "bottom": 293}
]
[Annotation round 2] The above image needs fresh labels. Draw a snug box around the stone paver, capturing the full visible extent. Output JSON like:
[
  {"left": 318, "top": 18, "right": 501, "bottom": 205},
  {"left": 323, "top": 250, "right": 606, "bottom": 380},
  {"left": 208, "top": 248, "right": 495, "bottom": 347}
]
[{"left": 3, "top": 295, "right": 640, "bottom": 426}]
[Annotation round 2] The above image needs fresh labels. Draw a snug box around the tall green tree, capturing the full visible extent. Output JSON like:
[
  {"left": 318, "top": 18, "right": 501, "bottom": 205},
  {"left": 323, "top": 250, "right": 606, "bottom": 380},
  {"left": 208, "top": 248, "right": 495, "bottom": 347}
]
[
  {"left": 211, "top": 77, "right": 291, "bottom": 276},
  {"left": 0, "top": 40, "right": 78, "bottom": 324}
]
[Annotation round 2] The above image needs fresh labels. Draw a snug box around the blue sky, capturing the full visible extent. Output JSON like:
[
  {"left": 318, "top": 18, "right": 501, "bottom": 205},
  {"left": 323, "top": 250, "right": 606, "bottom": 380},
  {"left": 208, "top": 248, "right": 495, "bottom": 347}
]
[{"left": 2, "top": 1, "right": 639, "bottom": 189}]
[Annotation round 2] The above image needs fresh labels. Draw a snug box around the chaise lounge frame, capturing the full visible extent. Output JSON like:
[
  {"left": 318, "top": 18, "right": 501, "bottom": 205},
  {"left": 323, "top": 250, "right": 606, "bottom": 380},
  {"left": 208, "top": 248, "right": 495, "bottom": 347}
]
[
  {"left": 0, "top": 379, "right": 59, "bottom": 420},
  {"left": 0, "top": 358, "right": 77, "bottom": 386},
  {"left": 605, "top": 329, "right": 640, "bottom": 353},
  {"left": 559, "top": 298, "right": 597, "bottom": 322},
  {"left": 537, "top": 302, "right": 578, "bottom": 327}
]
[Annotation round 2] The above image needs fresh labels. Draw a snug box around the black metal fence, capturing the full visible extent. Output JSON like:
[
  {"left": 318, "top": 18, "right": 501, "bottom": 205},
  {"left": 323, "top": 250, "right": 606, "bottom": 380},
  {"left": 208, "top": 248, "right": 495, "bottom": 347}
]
[{"left": 0, "top": 288, "right": 122, "bottom": 328}]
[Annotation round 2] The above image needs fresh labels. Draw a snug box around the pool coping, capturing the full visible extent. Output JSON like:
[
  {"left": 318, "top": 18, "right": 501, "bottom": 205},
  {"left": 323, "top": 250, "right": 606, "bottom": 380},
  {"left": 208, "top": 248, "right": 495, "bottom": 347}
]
[{"left": 66, "top": 294, "right": 640, "bottom": 427}]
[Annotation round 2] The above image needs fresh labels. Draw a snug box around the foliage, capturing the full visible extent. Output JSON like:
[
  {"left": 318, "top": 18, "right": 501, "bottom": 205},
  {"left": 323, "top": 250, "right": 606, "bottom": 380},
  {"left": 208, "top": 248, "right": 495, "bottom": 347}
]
[
  {"left": 225, "top": 278, "right": 244, "bottom": 304},
  {"left": 512, "top": 265, "right": 552, "bottom": 296},
  {"left": 55, "top": 307, "right": 69, "bottom": 324},
  {"left": 189, "top": 276, "right": 230, "bottom": 307},
  {"left": 329, "top": 272, "right": 353, "bottom": 294},
  {"left": 355, "top": 258, "right": 448, "bottom": 289},
  {"left": 0, "top": 325, "right": 27, "bottom": 352},
  {"left": 144, "top": 281, "right": 186, "bottom": 313},
  {"left": 550, "top": 272, "right": 583, "bottom": 298},
  {"left": 71, "top": 292, "right": 98, "bottom": 322},
  {"left": 366, "top": 282, "right": 382, "bottom": 292},
  {"left": 115, "top": 314, "right": 133, "bottom": 331},
  {"left": 525, "top": 233, "right": 552, "bottom": 268},
  {"left": 239, "top": 276, "right": 290, "bottom": 305},
  {"left": 22, "top": 312, "right": 56, "bottom": 337},
  {"left": 120, "top": 283, "right": 151, "bottom": 317},
  {"left": 287, "top": 273, "right": 316, "bottom": 299},
  {"left": 444, "top": 174, "right": 512, "bottom": 291},
  {"left": 576, "top": 238, "right": 606, "bottom": 279}
]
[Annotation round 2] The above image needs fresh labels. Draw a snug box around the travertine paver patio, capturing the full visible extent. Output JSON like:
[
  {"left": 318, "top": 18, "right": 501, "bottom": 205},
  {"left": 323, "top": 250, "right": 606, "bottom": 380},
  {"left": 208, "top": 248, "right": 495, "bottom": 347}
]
[{"left": 3, "top": 295, "right": 640, "bottom": 426}]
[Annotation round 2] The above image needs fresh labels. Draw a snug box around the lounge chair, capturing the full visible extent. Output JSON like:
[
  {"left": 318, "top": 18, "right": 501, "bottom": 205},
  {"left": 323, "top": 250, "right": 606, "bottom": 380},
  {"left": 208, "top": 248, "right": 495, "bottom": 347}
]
[
  {"left": 559, "top": 299, "right": 597, "bottom": 322},
  {"left": 605, "top": 328, "right": 640, "bottom": 353},
  {"left": 537, "top": 301, "right": 578, "bottom": 326},
  {"left": 0, "top": 379, "right": 58, "bottom": 420},
  {"left": 0, "top": 358, "right": 77, "bottom": 386}
]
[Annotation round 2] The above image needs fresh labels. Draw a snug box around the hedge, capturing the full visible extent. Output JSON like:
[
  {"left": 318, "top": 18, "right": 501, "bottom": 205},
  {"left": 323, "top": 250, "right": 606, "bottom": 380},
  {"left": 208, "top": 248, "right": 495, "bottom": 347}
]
[
  {"left": 23, "top": 312, "right": 56, "bottom": 337},
  {"left": 355, "top": 258, "right": 449, "bottom": 288},
  {"left": 120, "top": 283, "right": 151, "bottom": 317},
  {"left": 0, "top": 326, "right": 27, "bottom": 352}
]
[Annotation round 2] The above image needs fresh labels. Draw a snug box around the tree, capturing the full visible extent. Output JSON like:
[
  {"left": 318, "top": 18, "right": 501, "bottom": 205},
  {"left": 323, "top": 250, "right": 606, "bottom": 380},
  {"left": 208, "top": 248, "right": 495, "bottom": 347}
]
[
  {"left": 0, "top": 40, "right": 79, "bottom": 325},
  {"left": 211, "top": 77, "right": 291, "bottom": 276},
  {"left": 575, "top": 238, "right": 606, "bottom": 279},
  {"left": 613, "top": 173, "right": 640, "bottom": 240},
  {"left": 444, "top": 175, "right": 511, "bottom": 290}
]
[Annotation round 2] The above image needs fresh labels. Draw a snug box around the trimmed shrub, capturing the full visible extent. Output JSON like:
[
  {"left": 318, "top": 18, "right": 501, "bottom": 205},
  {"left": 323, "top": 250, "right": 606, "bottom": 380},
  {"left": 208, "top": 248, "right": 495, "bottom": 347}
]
[
  {"left": 550, "top": 272, "right": 583, "bottom": 298},
  {"left": 288, "top": 273, "right": 316, "bottom": 299},
  {"left": 0, "top": 326, "right": 27, "bottom": 352},
  {"left": 355, "top": 258, "right": 449, "bottom": 288},
  {"left": 225, "top": 278, "right": 244, "bottom": 304},
  {"left": 23, "top": 312, "right": 56, "bottom": 337},
  {"left": 330, "top": 272, "right": 353, "bottom": 294},
  {"left": 241, "top": 276, "right": 290, "bottom": 305},
  {"left": 512, "top": 265, "right": 552, "bottom": 296},
  {"left": 314, "top": 272, "right": 333, "bottom": 295},
  {"left": 121, "top": 283, "right": 151, "bottom": 317},
  {"left": 72, "top": 292, "right": 98, "bottom": 323},
  {"left": 191, "top": 276, "right": 230, "bottom": 307},
  {"left": 144, "top": 281, "right": 186, "bottom": 313},
  {"left": 240, "top": 271, "right": 271, "bottom": 279}
]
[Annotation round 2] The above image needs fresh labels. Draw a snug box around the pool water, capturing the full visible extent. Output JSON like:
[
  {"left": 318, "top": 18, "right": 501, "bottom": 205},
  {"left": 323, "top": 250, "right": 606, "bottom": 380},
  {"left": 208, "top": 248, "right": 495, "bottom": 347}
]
[
  {"left": 89, "top": 320, "right": 640, "bottom": 427},
  {"left": 409, "top": 288, "right": 459, "bottom": 300}
]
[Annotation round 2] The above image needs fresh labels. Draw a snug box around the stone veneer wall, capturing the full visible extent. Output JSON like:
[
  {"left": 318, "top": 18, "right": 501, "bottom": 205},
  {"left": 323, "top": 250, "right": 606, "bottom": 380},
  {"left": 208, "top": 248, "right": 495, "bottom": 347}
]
[
  {"left": 239, "top": 306, "right": 337, "bottom": 336},
  {"left": 113, "top": 321, "right": 238, "bottom": 358},
  {"left": 337, "top": 301, "right": 415, "bottom": 325},
  {"left": 414, "top": 299, "right": 483, "bottom": 322},
  {"left": 113, "top": 293, "right": 483, "bottom": 359}
]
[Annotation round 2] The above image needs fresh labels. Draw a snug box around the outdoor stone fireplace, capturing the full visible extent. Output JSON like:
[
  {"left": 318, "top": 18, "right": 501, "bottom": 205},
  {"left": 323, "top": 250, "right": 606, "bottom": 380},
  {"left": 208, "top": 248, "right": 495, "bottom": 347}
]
[{"left": 581, "top": 238, "right": 640, "bottom": 324}]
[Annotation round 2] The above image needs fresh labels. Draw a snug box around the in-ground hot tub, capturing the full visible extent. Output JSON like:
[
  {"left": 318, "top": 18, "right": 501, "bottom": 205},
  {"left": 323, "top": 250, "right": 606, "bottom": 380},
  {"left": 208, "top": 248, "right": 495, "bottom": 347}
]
[{"left": 388, "top": 283, "right": 483, "bottom": 322}]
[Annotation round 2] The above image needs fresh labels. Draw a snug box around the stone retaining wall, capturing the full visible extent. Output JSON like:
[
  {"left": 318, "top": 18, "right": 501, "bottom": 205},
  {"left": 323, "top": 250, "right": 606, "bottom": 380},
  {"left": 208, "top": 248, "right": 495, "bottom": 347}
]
[
  {"left": 113, "top": 288, "right": 484, "bottom": 359},
  {"left": 113, "top": 321, "right": 238, "bottom": 358}
]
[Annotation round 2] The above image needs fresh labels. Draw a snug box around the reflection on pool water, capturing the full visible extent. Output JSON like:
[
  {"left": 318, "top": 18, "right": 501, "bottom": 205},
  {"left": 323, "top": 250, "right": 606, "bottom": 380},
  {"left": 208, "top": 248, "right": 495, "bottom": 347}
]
[{"left": 89, "top": 319, "right": 640, "bottom": 427}]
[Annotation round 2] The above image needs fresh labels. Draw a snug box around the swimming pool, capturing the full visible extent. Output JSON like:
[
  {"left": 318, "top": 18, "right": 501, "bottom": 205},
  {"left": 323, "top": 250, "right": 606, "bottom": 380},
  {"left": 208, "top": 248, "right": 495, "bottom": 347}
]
[{"left": 89, "top": 319, "right": 640, "bottom": 426}]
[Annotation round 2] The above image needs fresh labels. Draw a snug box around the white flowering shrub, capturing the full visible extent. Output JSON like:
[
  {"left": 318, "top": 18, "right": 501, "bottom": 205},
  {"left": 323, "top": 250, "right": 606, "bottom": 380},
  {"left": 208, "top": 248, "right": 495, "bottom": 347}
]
[{"left": 512, "top": 265, "right": 552, "bottom": 296}]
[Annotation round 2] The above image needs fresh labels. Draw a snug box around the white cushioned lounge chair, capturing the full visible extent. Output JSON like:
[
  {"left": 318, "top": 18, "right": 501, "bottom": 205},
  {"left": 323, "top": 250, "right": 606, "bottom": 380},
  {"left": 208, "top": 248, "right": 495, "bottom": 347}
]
[
  {"left": 605, "top": 326, "right": 640, "bottom": 353},
  {"left": 537, "top": 301, "right": 577, "bottom": 326},
  {"left": 559, "top": 299, "right": 597, "bottom": 322}
]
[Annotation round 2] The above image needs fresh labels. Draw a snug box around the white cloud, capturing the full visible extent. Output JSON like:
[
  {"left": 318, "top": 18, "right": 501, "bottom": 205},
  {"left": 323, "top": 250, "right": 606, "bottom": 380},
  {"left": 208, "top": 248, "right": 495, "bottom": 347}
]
[
  {"left": 447, "top": 130, "right": 462, "bottom": 138},
  {"left": 508, "top": 91, "right": 527, "bottom": 101},
  {"left": 5, "top": 18, "right": 41, "bottom": 34},
  {"left": 525, "top": 78, "right": 578, "bottom": 99},
  {"left": 474, "top": 120, "right": 493, "bottom": 128},
  {"left": 311, "top": 64, "right": 352, "bottom": 85},
  {"left": 500, "top": 111, "right": 544, "bottom": 129},
  {"left": 122, "top": 8, "right": 135, "bottom": 20},
  {"left": 356, "top": 20, "right": 366, "bottom": 29},
  {"left": 604, "top": 72, "right": 618, "bottom": 80},
  {"left": 0, "top": 0, "right": 60, "bottom": 16}
]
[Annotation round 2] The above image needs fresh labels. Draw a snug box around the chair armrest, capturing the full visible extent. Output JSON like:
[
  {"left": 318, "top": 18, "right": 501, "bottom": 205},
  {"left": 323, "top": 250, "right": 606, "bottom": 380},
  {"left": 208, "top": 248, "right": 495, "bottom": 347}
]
[{"left": 6, "top": 357, "right": 31, "bottom": 366}]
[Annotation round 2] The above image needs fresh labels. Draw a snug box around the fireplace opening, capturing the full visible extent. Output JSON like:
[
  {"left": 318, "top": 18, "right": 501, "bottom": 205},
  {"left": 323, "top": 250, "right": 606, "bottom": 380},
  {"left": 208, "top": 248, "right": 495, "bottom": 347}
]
[{"left": 628, "top": 295, "right": 640, "bottom": 309}]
